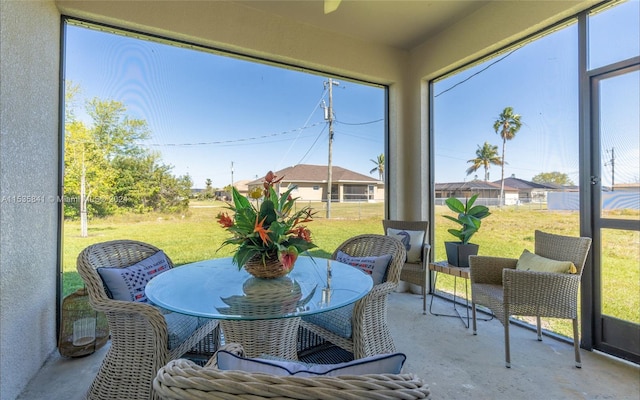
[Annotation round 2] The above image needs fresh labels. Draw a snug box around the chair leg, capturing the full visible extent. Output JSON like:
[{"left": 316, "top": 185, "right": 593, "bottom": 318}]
[
  {"left": 471, "top": 303, "right": 477, "bottom": 335},
  {"left": 504, "top": 318, "right": 511, "bottom": 368},
  {"left": 536, "top": 316, "right": 542, "bottom": 341},
  {"left": 572, "top": 318, "right": 582, "bottom": 368},
  {"left": 422, "top": 284, "right": 426, "bottom": 315}
]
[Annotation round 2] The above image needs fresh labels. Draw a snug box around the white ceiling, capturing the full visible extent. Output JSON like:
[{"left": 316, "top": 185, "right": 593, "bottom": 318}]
[{"left": 234, "top": 1, "right": 490, "bottom": 50}]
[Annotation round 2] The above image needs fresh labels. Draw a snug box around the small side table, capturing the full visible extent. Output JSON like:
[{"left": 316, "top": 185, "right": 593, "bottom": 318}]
[{"left": 428, "top": 261, "right": 475, "bottom": 328}]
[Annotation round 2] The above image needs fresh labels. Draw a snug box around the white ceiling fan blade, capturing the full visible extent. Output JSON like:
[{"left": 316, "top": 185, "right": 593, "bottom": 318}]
[{"left": 324, "top": 0, "right": 341, "bottom": 14}]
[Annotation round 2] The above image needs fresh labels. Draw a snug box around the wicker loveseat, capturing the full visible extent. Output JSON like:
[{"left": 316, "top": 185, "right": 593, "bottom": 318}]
[
  {"left": 77, "top": 240, "right": 220, "bottom": 400},
  {"left": 154, "top": 343, "right": 431, "bottom": 399}
]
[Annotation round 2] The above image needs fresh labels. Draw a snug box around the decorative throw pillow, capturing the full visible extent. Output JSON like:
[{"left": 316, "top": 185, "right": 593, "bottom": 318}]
[
  {"left": 97, "top": 251, "right": 171, "bottom": 302},
  {"left": 335, "top": 251, "right": 392, "bottom": 285},
  {"left": 386, "top": 228, "right": 425, "bottom": 263},
  {"left": 216, "top": 350, "right": 406, "bottom": 377},
  {"left": 516, "top": 249, "right": 577, "bottom": 274}
]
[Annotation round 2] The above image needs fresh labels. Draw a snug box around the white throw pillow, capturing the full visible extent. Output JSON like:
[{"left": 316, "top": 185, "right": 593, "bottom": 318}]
[
  {"left": 386, "top": 228, "right": 425, "bottom": 263},
  {"left": 97, "top": 251, "right": 171, "bottom": 302},
  {"left": 335, "top": 251, "right": 392, "bottom": 285},
  {"left": 216, "top": 350, "right": 406, "bottom": 377}
]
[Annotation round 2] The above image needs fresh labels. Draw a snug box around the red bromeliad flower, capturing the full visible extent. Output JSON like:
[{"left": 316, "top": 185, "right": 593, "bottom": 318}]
[
  {"left": 289, "top": 226, "right": 312, "bottom": 242},
  {"left": 263, "top": 170, "right": 285, "bottom": 196},
  {"left": 216, "top": 212, "right": 234, "bottom": 228}
]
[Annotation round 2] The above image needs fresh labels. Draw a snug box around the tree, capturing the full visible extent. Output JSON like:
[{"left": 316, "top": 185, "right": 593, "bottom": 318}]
[
  {"left": 204, "top": 178, "right": 214, "bottom": 199},
  {"left": 369, "top": 154, "right": 385, "bottom": 181},
  {"left": 466, "top": 141, "right": 502, "bottom": 181},
  {"left": 64, "top": 91, "right": 192, "bottom": 233},
  {"left": 493, "top": 106, "right": 522, "bottom": 206},
  {"left": 86, "top": 98, "right": 150, "bottom": 160},
  {"left": 532, "top": 171, "right": 575, "bottom": 186}
]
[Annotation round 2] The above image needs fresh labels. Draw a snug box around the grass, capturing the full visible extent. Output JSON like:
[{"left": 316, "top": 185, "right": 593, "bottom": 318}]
[{"left": 63, "top": 200, "right": 639, "bottom": 338}]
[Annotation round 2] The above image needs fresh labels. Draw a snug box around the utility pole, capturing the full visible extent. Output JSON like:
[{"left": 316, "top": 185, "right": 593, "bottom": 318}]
[
  {"left": 607, "top": 148, "right": 615, "bottom": 191},
  {"left": 230, "top": 161, "right": 234, "bottom": 200},
  {"left": 324, "top": 78, "right": 339, "bottom": 218}
]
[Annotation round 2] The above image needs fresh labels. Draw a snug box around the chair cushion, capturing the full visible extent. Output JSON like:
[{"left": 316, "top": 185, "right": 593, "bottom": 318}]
[
  {"left": 217, "top": 350, "right": 406, "bottom": 376},
  {"left": 516, "top": 249, "right": 577, "bottom": 274},
  {"left": 335, "top": 250, "right": 392, "bottom": 285},
  {"left": 301, "top": 303, "right": 354, "bottom": 338},
  {"left": 97, "top": 251, "right": 171, "bottom": 302},
  {"left": 164, "top": 312, "right": 199, "bottom": 350},
  {"left": 386, "top": 228, "right": 425, "bottom": 263}
]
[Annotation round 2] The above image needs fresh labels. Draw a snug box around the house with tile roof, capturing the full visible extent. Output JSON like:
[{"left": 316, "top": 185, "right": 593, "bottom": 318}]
[
  {"left": 435, "top": 180, "right": 519, "bottom": 206},
  {"left": 495, "top": 176, "right": 565, "bottom": 204},
  {"left": 247, "top": 164, "right": 384, "bottom": 203},
  {"left": 436, "top": 176, "right": 575, "bottom": 206}
]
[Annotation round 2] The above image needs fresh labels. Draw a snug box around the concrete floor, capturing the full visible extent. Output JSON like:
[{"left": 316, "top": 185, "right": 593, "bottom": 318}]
[{"left": 17, "top": 292, "right": 640, "bottom": 400}]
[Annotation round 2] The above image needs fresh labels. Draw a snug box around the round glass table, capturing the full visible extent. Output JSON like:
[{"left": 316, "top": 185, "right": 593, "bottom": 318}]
[{"left": 145, "top": 256, "right": 373, "bottom": 358}]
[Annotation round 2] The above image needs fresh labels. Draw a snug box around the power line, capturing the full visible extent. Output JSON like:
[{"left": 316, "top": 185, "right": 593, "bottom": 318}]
[
  {"left": 296, "top": 124, "right": 328, "bottom": 165},
  {"left": 277, "top": 87, "right": 329, "bottom": 168},
  {"left": 140, "top": 121, "right": 324, "bottom": 147},
  {"left": 335, "top": 118, "right": 383, "bottom": 125},
  {"left": 434, "top": 48, "right": 519, "bottom": 98}
]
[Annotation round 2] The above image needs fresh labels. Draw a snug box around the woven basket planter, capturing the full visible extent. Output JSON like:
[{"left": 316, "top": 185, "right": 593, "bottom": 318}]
[{"left": 244, "top": 252, "right": 292, "bottom": 279}]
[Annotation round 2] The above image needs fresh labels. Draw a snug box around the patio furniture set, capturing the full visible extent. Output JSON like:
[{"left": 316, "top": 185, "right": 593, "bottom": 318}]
[{"left": 76, "top": 220, "right": 590, "bottom": 399}]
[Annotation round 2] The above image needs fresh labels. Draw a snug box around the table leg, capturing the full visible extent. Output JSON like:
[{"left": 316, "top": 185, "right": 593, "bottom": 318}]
[
  {"left": 429, "top": 272, "right": 493, "bottom": 328},
  {"left": 220, "top": 318, "right": 300, "bottom": 359},
  {"left": 429, "top": 272, "right": 470, "bottom": 327}
]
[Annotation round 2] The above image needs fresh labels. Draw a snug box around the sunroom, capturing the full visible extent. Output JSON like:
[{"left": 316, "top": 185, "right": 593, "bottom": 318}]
[{"left": 1, "top": 1, "right": 638, "bottom": 399}]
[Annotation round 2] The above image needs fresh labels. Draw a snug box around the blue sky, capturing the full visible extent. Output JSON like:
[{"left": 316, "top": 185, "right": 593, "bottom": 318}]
[
  {"left": 434, "top": 1, "right": 638, "bottom": 186},
  {"left": 65, "top": 26, "right": 385, "bottom": 189},
  {"left": 65, "top": 1, "right": 638, "bottom": 189}
]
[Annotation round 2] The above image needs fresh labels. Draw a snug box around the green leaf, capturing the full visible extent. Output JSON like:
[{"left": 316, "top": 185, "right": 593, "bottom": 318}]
[
  {"left": 445, "top": 197, "right": 465, "bottom": 213},
  {"left": 259, "top": 199, "right": 277, "bottom": 227},
  {"left": 466, "top": 194, "right": 478, "bottom": 209},
  {"left": 468, "top": 205, "right": 490, "bottom": 219},
  {"left": 232, "top": 187, "right": 251, "bottom": 210}
]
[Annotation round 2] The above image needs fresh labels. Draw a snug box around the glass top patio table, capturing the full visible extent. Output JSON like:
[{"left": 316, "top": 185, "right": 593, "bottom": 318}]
[{"left": 145, "top": 256, "right": 373, "bottom": 321}]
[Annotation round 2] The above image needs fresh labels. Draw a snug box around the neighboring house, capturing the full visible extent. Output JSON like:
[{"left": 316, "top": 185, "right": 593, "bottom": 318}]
[
  {"left": 247, "top": 164, "right": 383, "bottom": 203},
  {"left": 495, "top": 176, "right": 565, "bottom": 203},
  {"left": 609, "top": 183, "right": 640, "bottom": 192},
  {"left": 435, "top": 180, "right": 519, "bottom": 206}
]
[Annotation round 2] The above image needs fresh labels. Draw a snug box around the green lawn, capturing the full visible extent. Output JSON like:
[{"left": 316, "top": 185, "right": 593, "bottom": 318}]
[{"left": 63, "top": 200, "right": 639, "bottom": 338}]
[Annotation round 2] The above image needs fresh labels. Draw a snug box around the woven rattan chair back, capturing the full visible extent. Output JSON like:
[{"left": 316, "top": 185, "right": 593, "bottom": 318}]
[
  {"left": 534, "top": 230, "right": 591, "bottom": 276},
  {"left": 331, "top": 233, "right": 406, "bottom": 286},
  {"left": 78, "top": 240, "right": 172, "bottom": 304},
  {"left": 154, "top": 343, "right": 432, "bottom": 400}
]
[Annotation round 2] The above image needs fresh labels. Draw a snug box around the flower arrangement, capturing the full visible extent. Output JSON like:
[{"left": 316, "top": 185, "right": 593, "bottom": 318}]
[{"left": 216, "top": 171, "right": 316, "bottom": 273}]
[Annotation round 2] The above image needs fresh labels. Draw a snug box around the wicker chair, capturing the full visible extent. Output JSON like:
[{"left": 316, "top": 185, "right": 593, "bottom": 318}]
[
  {"left": 299, "top": 234, "right": 406, "bottom": 359},
  {"left": 77, "top": 240, "right": 220, "bottom": 400},
  {"left": 469, "top": 230, "right": 592, "bottom": 368},
  {"left": 154, "top": 343, "right": 431, "bottom": 400},
  {"left": 382, "top": 220, "right": 431, "bottom": 314}
]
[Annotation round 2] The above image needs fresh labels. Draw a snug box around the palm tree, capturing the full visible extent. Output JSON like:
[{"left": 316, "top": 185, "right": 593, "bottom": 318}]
[
  {"left": 493, "top": 106, "right": 522, "bottom": 206},
  {"left": 466, "top": 141, "right": 502, "bottom": 181},
  {"left": 369, "top": 154, "right": 385, "bottom": 181}
]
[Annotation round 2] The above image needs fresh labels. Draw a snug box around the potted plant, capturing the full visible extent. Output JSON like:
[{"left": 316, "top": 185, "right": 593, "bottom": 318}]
[
  {"left": 216, "top": 171, "right": 317, "bottom": 278},
  {"left": 443, "top": 194, "right": 491, "bottom": 267}
]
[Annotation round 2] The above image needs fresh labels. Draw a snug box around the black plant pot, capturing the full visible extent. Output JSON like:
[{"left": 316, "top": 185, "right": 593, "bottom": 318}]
[{"left": 444, "top": 242, "right": 479, "bottom": 268}]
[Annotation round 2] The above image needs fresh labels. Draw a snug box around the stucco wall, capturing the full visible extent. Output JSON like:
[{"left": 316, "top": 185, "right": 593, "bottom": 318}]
[{"left": 0, "top": 1, "right": 61, "bottom": 399}]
